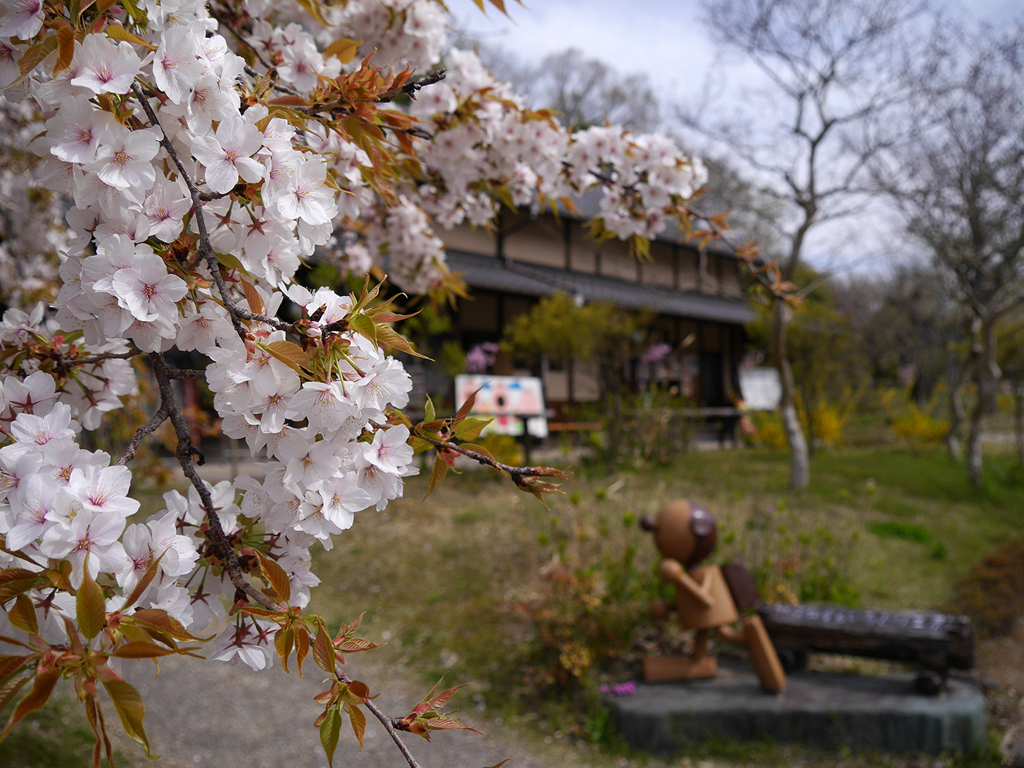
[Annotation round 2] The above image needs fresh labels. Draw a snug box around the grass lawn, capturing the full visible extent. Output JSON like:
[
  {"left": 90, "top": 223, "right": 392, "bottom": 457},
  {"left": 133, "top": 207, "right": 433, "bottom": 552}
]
[
  {"left": 9, "top": 445, "right": 1019, "bottom": 767},
  {"left": 308, "top": 446, "right": 1024, "bottom": 760}
]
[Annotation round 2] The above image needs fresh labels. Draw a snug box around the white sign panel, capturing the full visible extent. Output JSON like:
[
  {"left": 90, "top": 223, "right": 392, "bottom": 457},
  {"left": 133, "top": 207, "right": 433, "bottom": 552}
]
[{"left": 454, "top": 375, "right": 548, "bottom": 438}]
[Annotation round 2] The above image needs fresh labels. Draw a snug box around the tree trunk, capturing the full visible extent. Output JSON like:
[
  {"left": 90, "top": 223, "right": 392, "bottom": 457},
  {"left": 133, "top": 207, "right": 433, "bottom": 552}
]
[
  {"left": 1015, "top": 382, "right": 1024, "bottom": 467},
  {"left": 966, "top": 318, "right": 1000, "bottom": 488},
  {"left": 772, "top": 299, "right": 810, "bottom": 488},
  {"left": 945, "top": 356, "right": 967, "bottom": 462}
]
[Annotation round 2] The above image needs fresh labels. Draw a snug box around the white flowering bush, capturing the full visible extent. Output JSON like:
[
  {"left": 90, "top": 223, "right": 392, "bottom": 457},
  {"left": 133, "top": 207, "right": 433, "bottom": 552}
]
[{"left": 0, "top": 0, "right": 736, "bottom": 764}]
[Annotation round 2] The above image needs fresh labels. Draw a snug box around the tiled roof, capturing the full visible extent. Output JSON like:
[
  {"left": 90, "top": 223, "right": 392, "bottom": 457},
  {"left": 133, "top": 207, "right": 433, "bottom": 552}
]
[{"left": 446, "top": 250, "right": 754, "bottom": 325}]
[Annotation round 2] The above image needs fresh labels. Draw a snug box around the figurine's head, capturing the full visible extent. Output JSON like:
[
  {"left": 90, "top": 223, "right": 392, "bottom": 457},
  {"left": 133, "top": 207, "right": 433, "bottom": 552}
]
[{"left": 640, "top": 499, "right": 717, "bottom": 568}]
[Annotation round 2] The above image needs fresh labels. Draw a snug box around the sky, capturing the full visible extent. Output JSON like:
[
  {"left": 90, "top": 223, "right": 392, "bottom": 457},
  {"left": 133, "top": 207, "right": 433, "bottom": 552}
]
[{"left": 453, "top": 0, "right": 1021, "bottom": 275}]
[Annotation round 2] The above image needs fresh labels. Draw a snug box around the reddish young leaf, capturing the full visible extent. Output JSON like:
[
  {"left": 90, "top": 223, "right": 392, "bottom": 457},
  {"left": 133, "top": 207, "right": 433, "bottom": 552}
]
[
  {"left": 348, "top": 702, "right": 366, "bottom": 751},
  {"left": 111, "top": 642, "right": 199, "bottom": 660},
  {"left": 424, "top": 452, "right": 447, "bottom": 499},
  {"left": 0, "top": 675, "right": 29, "bottom": 714},
  {"left": 295, "top": 624, "right": 310, "bottom": 678},
  {"left": 254, "top": 549, "right": 291, "bottom": 604},
  {"left": 335, "top": 638, "right": 381, "bottom": 653},
  {"left": 123, "top": 551, "right": 165, "bottom": 609},
  {"left": 454, "top": 384, "right": 485, "bottom": 424},
  {"left": 423, "top": 683, "right": 469, "bottom": 714},
  {"left": 312, "top": 623, "right": 335, "bottom": 674},
  {"left": 265, "top": 340, "right": 310, "bottom": 375},
  {"left": 8, "top": 594, "right": 38, "bottom": 636},
  {"left": 274, "top": 626, "right": 294, "bottom": 673},
  {"left": 241, "top": 279, "right": 265, "bottom": 315},
  {"left": 0, "top": 664, "right": 61, "bottom": 741},
  {"left": 0, "top": 654, "right": 32, "bottom": 685}
]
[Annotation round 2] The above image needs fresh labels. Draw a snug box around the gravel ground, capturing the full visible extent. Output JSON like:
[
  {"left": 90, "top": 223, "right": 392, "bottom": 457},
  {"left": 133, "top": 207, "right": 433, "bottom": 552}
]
[{"left": 126, "top": 653, "right": 561, "bottom": 768}]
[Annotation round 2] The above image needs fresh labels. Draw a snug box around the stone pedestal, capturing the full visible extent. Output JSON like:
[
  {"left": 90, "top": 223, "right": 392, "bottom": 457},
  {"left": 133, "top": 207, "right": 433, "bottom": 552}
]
[{"left": 608, "top": 661, "right": 986, "bottom": 755}]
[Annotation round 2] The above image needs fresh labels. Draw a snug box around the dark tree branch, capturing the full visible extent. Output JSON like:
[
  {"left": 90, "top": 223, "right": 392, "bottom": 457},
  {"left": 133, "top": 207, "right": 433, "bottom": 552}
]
[
  {"left": 335, "top": 669, "right": 424, "bottom": 768},
  {"left": 148, "top": 352, "right": 280, "bottom": 611}
]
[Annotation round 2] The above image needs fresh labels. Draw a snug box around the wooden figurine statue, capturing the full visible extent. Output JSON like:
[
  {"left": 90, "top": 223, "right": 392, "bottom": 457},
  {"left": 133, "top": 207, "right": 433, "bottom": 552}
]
[{"left": 640, "top": 499, "right": 786, "bottom": 694}]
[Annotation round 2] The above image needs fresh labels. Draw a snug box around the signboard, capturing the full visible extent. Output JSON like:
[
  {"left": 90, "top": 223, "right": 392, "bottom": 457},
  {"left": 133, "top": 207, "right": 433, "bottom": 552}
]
[{"left": 454, "top": 375, "right": 548, "bottom": 438}]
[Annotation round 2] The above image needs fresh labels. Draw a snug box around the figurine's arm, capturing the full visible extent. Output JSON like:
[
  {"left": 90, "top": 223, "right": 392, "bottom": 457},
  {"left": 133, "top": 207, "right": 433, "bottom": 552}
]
[{"left": 659, "top": 559, "right": 714, "bottom": 608}]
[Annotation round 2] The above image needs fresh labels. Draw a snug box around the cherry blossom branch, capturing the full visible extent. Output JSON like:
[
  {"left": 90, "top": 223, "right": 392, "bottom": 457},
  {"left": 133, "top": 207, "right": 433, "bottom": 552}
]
[
  {"left": 148, "top": 352, "right": 280, "bottom": 611},
  {"left": 116, "top": 404, "right": 169, "bottom": 466},
  {"left": 415, "top": 433, "right": 565, "bottom": 491},
  {"left": 681, "top": 202, "right": 785, "bottom": 294},
  {"left": 335, "top": 668, "right": 424, "bottom": 768},
  {"left": 375, "top": 70, "right": 446, "bottom": 103},
  {"left": 130, "top": 83, "right": 252, "bottom": 340},
  {"left": 163, "top": 368, "right": 208, "bottom": 380},
  {"left": 52, "top": 348, "right": 142, "bottom": 376}
]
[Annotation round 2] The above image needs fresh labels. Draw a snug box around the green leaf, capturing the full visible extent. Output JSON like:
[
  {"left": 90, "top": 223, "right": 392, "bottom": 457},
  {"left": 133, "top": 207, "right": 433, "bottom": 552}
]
[
  {"left": 101, "top": 678, "right": 154, "bottom": 757},
  {"left": 348, "top": 313, "right": 378, "bottom": 346},
  {"left": 76, "top": 564, "right": 106, "bottom": 641},
  {"left": 453, "top": 417, "right": 490, "bottom": 442},
  {"left": 424, "top": 395, "right": 435, "bottom": 423},
  {"left": 375, "top": 324, "right": 430, "bottom": 359},
  {"left": 318, "top": 707, "right": 342, "bottom": 768},
  {"left": 105, "top": 24, "right": 155, "bottom": 50}
]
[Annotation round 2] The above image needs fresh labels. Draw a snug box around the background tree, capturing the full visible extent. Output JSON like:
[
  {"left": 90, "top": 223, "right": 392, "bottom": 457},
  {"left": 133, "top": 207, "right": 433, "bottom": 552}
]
[
  {"left": 476, "top": 46, "right": 660, "bottom": 131},
  {"left": 747, "top": 265, "right": 868, "bottom": 453},
  {"left": 686, "top": 0, "right": 929, "bottom": 487},
  {"left": 873, "top": 18, "right": 1024, "bottom": 487},
  {"left": 997, "top": 311, "right": 1024, "bottom": 467},
  {"left": 501, "top": 293, "right": 651, "bottom": 468}
]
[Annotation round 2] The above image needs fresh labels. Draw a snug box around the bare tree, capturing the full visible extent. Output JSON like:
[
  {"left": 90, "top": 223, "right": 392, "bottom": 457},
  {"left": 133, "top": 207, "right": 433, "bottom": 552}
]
[
  {"left": 472, "top": 45, "right": 661, "bottom": 131},
  {"left": 683, "top": 0, "right": 930, "bottom": 487},
  {"left": 874, "top": 19, "right": 1024, "bottom": 487}
]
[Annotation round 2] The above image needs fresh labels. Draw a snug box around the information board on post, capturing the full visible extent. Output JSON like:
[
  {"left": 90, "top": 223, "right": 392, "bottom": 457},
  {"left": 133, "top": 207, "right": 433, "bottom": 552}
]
[{"left": 454, "top": 375, "right": 548, "bottom": 438}]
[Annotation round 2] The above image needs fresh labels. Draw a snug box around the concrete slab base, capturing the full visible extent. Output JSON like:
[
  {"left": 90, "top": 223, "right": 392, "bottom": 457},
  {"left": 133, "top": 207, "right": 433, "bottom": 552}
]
[{"left": 608, "top": 661, "right": 987, "bottom": 755}]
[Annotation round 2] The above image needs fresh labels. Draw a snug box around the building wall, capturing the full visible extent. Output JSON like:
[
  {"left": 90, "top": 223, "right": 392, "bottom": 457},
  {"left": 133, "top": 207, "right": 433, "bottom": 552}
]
[{"left": 446, "top": 215, "right": 748, "bottom": 410}]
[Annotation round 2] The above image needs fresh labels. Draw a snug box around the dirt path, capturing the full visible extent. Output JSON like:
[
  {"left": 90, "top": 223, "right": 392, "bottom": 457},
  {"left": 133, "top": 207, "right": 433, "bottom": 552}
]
[{"left": 126, "top": 653, "right": 565, "bottom": 768}]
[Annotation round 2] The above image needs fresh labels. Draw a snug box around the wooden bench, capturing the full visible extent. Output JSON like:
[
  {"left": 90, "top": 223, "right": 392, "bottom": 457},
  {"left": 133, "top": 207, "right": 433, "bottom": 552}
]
[{"left": 757, "top": 603, "right": 975, "bottom": 695}]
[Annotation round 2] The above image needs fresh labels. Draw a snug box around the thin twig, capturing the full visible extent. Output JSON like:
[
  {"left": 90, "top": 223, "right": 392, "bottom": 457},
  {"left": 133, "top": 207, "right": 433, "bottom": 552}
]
[
  {"left": 164, "top": 368, "right": 208, "bottom": 380},
  {"left": 53, "top": 348, "right": 142, "bottom": 375},
  {"left": 415, "top": 433, "right": 563, "bottom": 490},
  {"left": 336, "top": 669, "right": 424, "bottom": 768},
  {"left": 375, "top": 70, "right": 446, "bottom": 103},
  {"left": 131, "top": 82, "right": 250, "bottom": 341},
  {"left": 116, "top": 405, "right": 169, "bottom": 466}
]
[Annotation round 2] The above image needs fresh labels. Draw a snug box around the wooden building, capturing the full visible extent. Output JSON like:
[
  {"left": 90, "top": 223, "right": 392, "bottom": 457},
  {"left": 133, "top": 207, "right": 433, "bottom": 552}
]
[{"left": 442, "top": 197, "right": 753, "bottom": 417}]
